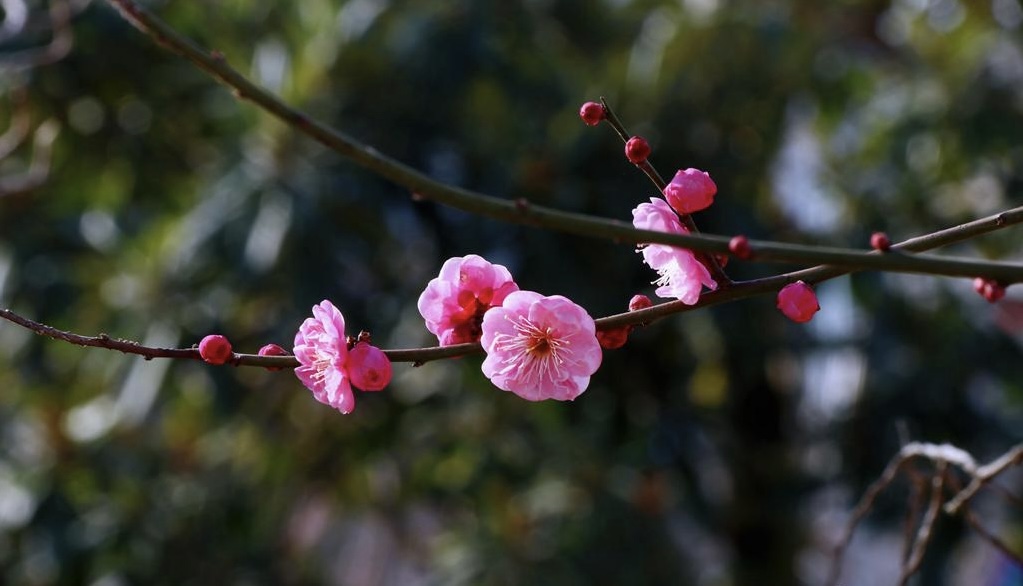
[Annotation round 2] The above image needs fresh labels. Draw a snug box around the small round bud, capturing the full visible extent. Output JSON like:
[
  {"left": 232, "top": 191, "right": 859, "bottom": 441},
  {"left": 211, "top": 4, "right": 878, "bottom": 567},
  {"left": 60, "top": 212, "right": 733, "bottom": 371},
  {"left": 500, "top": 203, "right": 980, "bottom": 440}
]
[
  {"left": 664, "top": 168, "right": 717, "bottom": 214},
  {"left": 625, "top": 136, "right": 651, "bottom": 164},
  {"left": 258, "top": 343, "right": 288, "bottom": 371},
  {"left": 729, "top": 235, "right": 752, "bottom": 260},
  {"left": 777, "top": 281, "right": 820, "bottom": 323},
  {"left": 199, "top": 334, "right": 233, "bottom": 365},
  {"left": 629, "top": 294, "right": 653, "bottom": 312},
  {"left": 870, "top": 232, "right": 891, "bottom": 252},
  {"left": 973, "top": 278, "right": 1006, "bottom": 303},
  {"left": 579, "top": 101, "right": 605, "bottom": 126},
  {"left": 596, "top": 327, "right": 630, "bottom": 350},
  {"left": 348, "top": 342, "right": 392, "bottom": 391}
]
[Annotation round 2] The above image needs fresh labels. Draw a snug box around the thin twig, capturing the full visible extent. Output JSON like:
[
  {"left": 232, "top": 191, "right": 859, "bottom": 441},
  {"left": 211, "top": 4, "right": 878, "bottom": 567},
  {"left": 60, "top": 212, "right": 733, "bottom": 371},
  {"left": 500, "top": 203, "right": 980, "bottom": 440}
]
[
  {"left": 902, "top": 467, "right": 928, "bottom": 565},
  {"left": 0, "top": 308, "right": 470, "bottom": 366},
  {"left": 598, "top": 97, "right": 732, "bottom": 287},
  {"left": 963, "top": 509, "right": 1023, "bottom": 567},
  {"left": 831, "top": 442, "right": 1023, "bottom": 586},
  {"left": 827, "top": 453, "right": 909, "bottom": 586},
  {"left": 945, "top": 444, "right": 1023, "bottom": 515},
  {"left": 899, "top": 461, "right": 946, "bottom": 585}
]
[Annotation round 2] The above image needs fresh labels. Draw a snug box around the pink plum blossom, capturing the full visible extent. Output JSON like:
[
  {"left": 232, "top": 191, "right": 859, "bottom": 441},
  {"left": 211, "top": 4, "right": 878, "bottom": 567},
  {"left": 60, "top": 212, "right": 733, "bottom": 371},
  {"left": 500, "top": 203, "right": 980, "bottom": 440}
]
[
  {"left": 480, "top": 291, "right": 602, "bottom": 401},
  {"left": 663, "top": 168, "right": 717, "bottom": 214},
  {"left": 632, "top": 198, "right": 717, "bottom": 304},
  {"left": 776, "top": 281, "right": 820, "bottom": 323},
  {"left": 418, "top": 254, "right": 519, "bottom": 345},
  {"left": 293, "top": 300, "right": 356, "bottom": 414}
]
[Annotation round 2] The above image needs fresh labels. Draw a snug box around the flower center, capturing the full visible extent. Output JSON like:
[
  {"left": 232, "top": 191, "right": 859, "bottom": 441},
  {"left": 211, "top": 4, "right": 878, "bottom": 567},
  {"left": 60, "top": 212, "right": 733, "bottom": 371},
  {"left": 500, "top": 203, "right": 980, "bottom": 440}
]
[
  {"left": 311, "top": 349, "right": 335, "bottom": 382},
  {"left": 493, "top": 315, "right": 574, "bottom": 385},
  {"left": 653, "top": 257, "right": 683, "bottom": 288}
]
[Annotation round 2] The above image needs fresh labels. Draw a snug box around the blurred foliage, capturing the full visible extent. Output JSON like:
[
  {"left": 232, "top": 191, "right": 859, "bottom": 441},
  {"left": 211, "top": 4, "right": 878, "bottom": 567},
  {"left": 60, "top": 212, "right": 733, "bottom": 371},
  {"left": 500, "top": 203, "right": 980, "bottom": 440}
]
[{"left": 1, "top": 0, "right": 1023, "bottom": 584}]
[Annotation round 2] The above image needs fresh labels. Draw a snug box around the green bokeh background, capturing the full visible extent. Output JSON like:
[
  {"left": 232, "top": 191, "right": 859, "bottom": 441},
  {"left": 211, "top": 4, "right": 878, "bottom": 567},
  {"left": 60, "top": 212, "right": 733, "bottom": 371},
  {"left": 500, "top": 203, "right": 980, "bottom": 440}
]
[{"left": 1, "top": 0, "right": 1022, "bottom": 584}]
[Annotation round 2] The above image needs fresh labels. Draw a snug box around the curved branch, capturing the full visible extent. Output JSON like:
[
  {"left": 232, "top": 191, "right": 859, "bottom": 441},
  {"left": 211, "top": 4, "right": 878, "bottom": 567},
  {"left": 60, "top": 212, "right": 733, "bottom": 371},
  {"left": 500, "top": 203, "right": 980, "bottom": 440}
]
[
  {"left": 3, "top": 205, "right": 1020, "bottom": 367},
  {"left": 105, "top": 0, "right": 1023, "bottom": 284}
]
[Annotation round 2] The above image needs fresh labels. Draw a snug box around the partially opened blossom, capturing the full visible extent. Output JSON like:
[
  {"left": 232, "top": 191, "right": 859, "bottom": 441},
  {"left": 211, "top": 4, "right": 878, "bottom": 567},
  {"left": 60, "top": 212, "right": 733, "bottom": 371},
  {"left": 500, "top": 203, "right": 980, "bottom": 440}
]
[
  {"left": 663, "top": 168, "right": 717, "bottom": 214},
  {"left": 481, "top": 291, "right": 602, "bottom": 401},
  {"left": 632, "top": 198, "right": 717, "bottom": 305},
  {"left": 293, "top": 300, "right": 355, "bottom": 414},
  {"left": 418, "top": 254, "right": 519, "bottom": 345}
]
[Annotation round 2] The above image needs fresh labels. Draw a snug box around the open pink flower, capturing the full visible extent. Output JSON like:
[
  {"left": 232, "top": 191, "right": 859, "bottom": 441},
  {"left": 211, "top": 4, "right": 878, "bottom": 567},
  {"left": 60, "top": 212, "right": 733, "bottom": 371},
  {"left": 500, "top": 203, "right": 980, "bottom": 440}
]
[
  {"left": 293, "top": 300, "right": 355, "bottom": 414},
  {"left": 480, "top": 291, "right": 602, "bottom": 401},
  {"left": 632, "top": 198, "right": 716, "bottom": 304},
  {"left": 293, "top": 301, "right": 395, "bottom": 413},
  {"left": 418, "top": 254, "right": 518, "bottom": 345}
]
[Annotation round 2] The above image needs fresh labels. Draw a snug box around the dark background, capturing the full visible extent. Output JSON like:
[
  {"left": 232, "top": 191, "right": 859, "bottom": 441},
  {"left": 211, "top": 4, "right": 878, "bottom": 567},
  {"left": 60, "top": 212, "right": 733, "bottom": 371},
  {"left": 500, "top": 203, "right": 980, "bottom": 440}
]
[{"left": 1, "top": 0, "right": 1022, "bottom": 584}]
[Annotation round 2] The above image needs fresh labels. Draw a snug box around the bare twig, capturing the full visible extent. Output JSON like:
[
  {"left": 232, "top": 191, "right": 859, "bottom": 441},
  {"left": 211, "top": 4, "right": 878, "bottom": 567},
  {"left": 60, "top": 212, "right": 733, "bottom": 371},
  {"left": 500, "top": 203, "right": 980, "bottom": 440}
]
[
  {"left": 899, "top": 461, "right": 946, "bottom": 585},
  {"left": 0, "top": 308, "right": 473, "bottom": 366},
  {"left": 963, "top": 510, "right": 1023, "bottom": 567},
  {"left": 901, "top": 468, "right": 928, "bottom": 565},
  {"left": 945, "top": 444, "right": 1023, "bottom": 515},
  {"left": 828, "top": 451, "right": 909, "bottom": 586},
  {"left": 830, "top": 442, "right": 1023, "bottom": 586}
]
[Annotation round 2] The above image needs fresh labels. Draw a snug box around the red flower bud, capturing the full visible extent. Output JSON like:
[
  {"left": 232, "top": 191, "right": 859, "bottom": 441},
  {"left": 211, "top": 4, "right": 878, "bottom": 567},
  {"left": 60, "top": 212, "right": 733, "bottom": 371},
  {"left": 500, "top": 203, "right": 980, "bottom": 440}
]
[
  {"left": 973, "top": 278, "right": 1006, "bottom": 303},
  {"left": 729, "top": 235, "right": 752, "bottom": 260},
  {"left": 870, "top": 232, "right": 891, "bottom": 252},
  {"left": 579, "top": 101, "right": 605, "bottom": 126},
  {"left": 199, "top": 334, "right": 233, "bottom": 365},
  {"left": 625, "top": 136, "right": 651, "bottom": 164},
  {"left": 629, "top": 294, "right": 653, "bottom": 312},
  {"left": 258, "top": 343, "right": 288, "bottom": 371},
  {"left": 777, "top": 281, "right": 820, "bottom": 323},
  {"left": 596, "top": 327, "right": 630, "bottom": 350}
]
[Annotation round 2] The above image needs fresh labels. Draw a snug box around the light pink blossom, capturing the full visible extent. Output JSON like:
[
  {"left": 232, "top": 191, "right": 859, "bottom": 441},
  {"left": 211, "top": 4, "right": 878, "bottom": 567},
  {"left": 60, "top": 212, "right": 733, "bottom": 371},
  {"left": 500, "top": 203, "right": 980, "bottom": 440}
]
[
  {"left": 480, "top": 291, "right": 602, "bottom": 401},
  {"left": 418, "top": 254, "right": 518, "bottom": 345},
  {"left": 663, "top": 168, "right": 716, "bottom": 214},
  {"left": 293, "top": 300, "right": 355, "bottom": 414},
  {"left": 632, "top": 198, "right": 716, "bottom": 304}
]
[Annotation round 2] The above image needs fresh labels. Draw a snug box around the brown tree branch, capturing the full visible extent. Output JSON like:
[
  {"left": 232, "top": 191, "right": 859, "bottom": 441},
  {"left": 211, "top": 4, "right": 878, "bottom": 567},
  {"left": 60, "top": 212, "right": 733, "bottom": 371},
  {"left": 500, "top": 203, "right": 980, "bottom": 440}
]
[
  {"left": 829, "top": 442, "right": 1023, "bottom": 586},
  {"left": 103, "top": 0, "right": 1023, "bottom": 288}
]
